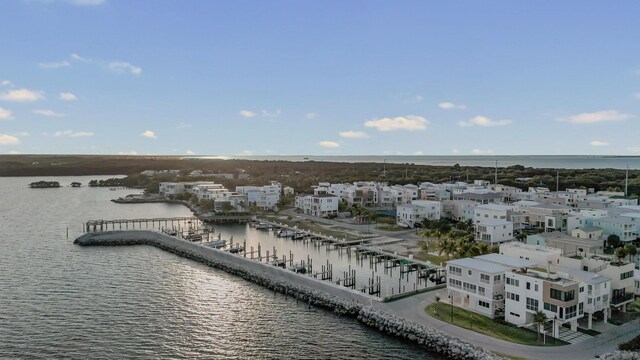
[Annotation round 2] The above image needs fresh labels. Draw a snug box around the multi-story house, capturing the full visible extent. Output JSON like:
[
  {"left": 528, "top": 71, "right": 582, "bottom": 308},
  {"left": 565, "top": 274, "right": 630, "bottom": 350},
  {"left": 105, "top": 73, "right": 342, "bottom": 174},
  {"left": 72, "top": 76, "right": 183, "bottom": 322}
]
[
  {"left": 592, "top": 217, "right": 638, "bottom": 243},
  {"left": 295, "top": 194, "right": 339, "bottom": 218},
  {"left": 473, "top": 204, "right": 524, "bottom": 231},
  {"left": 475, "top": 219, "right": 514, "bottom": 244}
]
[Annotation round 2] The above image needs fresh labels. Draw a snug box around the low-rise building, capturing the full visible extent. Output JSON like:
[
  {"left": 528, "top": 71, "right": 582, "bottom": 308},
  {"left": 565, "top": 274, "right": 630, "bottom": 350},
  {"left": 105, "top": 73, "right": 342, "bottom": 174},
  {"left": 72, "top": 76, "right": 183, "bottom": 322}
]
[
  {"left": 295, "top": 194, "right": 339, "bottom": 218},
  {"left": 396, "top": 200, "right": 441, "bottom": 228},
  {"left": 446, "top": 258, "right": 510, "bottom": 318},
  {"left": 527, "top": 232, "right": 604, "bottom": 257},
  {"left": 592, "top": 217, "right": 638, "bottom": 243},
  {"left": 475, "top": 219, "right": 514, "bottom": 244}
]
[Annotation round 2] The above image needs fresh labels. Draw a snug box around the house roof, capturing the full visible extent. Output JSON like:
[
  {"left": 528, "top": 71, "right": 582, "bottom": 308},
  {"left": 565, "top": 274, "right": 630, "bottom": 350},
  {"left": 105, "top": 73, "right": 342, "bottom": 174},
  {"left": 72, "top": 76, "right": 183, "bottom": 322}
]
[
  {"left": 475, "top": 253, "right": 538, "bottom": 269},
  {"left": 476, "top": 219, "right": 512, "bottom": 226},
  {"left": 558, "top": 267, "right": 610, "bottom": 285},
  {"left": 594, "top": 216, "right": 635, "bottom": 225},
  {"left": 447, "top": 258, "right": 509, "bottom": 274},
  {"left": 475, "top": 204, "right": 515, "bottom": 211},
  {"left": 575, "top": 226, "right": 603, "bottom": 233}
]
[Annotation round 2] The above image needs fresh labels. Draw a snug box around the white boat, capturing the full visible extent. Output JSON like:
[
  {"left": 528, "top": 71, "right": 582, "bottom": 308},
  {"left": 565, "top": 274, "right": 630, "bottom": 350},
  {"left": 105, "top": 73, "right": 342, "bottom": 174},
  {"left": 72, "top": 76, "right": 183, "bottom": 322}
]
[
  {"left": 254, "top": 221, "right": 270, "bottom": 230},
  {"left": 276, "top": 229, "right": 297, "bottom": 238},
  {"left": 205, "top": 240, "right": 226, "bottom": 248}
]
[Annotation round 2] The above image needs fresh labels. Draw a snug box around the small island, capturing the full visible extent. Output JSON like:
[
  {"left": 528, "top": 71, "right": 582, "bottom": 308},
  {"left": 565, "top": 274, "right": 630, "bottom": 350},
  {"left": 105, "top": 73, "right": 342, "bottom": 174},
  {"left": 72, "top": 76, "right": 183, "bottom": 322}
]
[
  {"left": 29, "top": 181, "right": 61, "bottom": 188},
  {"left": 71, "top": 182, "right": 82, "bottom": 187}
]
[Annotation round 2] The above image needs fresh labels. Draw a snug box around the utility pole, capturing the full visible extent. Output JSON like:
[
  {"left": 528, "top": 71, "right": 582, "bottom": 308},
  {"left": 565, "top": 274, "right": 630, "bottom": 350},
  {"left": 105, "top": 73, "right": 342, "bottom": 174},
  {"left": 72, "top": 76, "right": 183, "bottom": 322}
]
[
  {"left": 625, "top": 164, "right": 629, "bottom": 196},
  {"left": 556, "top": 171, "right": 559, "bottom": 191},
  {"left": 494, "top": 160, "right": 498, "bottom": 185}
]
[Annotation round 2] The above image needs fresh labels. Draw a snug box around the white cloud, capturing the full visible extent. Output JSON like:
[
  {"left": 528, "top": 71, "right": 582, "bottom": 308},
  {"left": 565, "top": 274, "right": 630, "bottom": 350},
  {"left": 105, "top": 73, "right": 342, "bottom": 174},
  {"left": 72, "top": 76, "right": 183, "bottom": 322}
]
[
  {"left": 8, "top": 150, "right": 20, "bottom": 154},
  {"left": 0, "top": 88, "right": 44, "bottom": 102},
  {"left": 54, "top": 130, "right": 94, "bottom": 137},
  {"left": 305, "top": 112, "right": 319, "bottom": 119},
  {"left": 108, "top": 61, "right": 142, "bottom": 76},
  {"left": 118, "top": 151, "right": 138, "bottom": 155},
  {"left": 415, "top": 95, "right": 424, "bottom": 102},
  {"left": 239, "top": 110, "right": 256, "bottom": 118},
  {"left": 59, "top": 92, "right": 78, "bottom": 101},
  {"left": 33, "top": 109, "right": 66, "bottom": 117},
  {"left": 186, "top": 150, "right": 195, "bottom": 155},
  {"left": 39, "top": 61, "right": 70, "bottom": 69},
  {"left": 458, "top": 116, "right": 512, "bottom": 127},
  {"left": 414, "top": 151, "right": 424, "bottom": 155},
  {"left": 557, "top": 110, "right": 633, "bottom": 124},
  {"left": 319, "top": 141, "right": 340, "bottom": 148},
  {"left": 0, "top": 134, "right": 20, "bottom": 145},
  {"left": 0, "top": 107, "right": 14, "bottom": 120},
  {"left": 141, "top": 130, "right": 157, "bottom": 139},
  {"left": 590, "top": 140, "right": 609, "bottom": 147},
  {"left": 471, "top": 149, "right": 494, "bottom": 155},
  {"left": 261, "top": 109, "right": 281, "bottom": 118},
  {"left": 1, "top": 80, "right": 14, "bottom": 88},
  {"left": 439, "top": 102, "right": 466, "bottom": 110},
  {"left": 339, "top": 130, "right": 369, "bottom": 139},
  {"left": 70, "top": 53, "right": 88, "bottom": 62},
  {"left": 364, "top": 115, "right": 428, "bottom": 132},
  {"left": 627, "top": 146, "right": 640, "bottom": 153},
  {"left": 452, "top": 148, "right": 459, "bottom": 154},
  {"left": 13, "top": 132, "right": 30, "bottom": 137},
  {"left": 68, "top": 0, "right": 106, "bottom": 5}
]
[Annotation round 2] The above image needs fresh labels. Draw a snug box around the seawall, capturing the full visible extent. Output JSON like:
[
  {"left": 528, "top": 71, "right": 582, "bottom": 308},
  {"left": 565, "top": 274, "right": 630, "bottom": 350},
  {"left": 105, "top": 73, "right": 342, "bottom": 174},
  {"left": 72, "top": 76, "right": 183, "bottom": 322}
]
[{"left": 74, "top": 231, "right": 501, "bottom": 360}]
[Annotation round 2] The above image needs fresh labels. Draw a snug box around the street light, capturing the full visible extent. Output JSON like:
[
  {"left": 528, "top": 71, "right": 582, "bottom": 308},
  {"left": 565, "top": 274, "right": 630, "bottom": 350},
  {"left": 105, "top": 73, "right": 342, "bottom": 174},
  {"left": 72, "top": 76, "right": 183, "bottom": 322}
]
[
  {"left": 466, "top": 294, "right": 472, "bottom": 329},
  {"left": 448, "top": 293, "right": 454, "bottom": 322}
]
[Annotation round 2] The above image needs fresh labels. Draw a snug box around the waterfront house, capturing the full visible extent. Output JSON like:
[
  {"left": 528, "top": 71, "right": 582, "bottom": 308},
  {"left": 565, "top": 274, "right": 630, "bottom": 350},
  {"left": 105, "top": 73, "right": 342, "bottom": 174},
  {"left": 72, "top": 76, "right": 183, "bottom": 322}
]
[{"left": 475, "top": 219, "right": 514, "bottom": 244}]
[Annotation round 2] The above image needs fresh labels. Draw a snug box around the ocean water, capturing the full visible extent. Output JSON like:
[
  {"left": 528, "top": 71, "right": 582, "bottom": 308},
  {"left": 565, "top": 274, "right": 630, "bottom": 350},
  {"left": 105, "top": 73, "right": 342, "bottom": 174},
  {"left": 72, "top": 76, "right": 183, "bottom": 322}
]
[
  {"left": 0, "top": 176, "right": 441, "bottom": 359},
  {"left": 220, "top": 155, "right": 640, "bottom": 169}
]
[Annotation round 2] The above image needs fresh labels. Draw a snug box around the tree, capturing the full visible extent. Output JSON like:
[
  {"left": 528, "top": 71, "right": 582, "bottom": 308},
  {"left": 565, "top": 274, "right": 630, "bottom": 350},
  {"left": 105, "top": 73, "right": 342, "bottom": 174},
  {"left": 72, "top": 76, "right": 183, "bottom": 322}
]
[
  {"left": 475, "top": 242, "right": 490, "bottom": 255},
  {"left": 625, "top": 244, "right": 637, "bottom": 262},
  {"left": 437, "top": 236, "right": 456, "bottom": 260},
  {"left": 532, "top": 311, "right": 548, "bottom": 343},
  {"left": 607, "top": 234, "right": 622, "bottom": 249},
  {"left": 614, "top": 246, "right": 628, "bottom": 262}
]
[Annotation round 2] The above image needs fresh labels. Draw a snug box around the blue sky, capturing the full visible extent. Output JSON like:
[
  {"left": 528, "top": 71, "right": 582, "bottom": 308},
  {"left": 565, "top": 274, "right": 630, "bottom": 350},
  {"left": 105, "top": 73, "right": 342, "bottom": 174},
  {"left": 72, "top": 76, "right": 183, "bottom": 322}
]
[{"left": 1, "top": 0, "right": 640, "bottom": 156}]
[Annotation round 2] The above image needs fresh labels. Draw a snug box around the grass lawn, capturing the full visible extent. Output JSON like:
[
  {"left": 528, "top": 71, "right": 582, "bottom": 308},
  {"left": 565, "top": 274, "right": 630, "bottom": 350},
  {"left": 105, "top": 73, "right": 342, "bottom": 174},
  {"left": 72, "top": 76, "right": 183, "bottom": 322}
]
[
  {"left": 413, "top": 251, "right": 451, "bottom": 266},
  {"left": 426, "top": 302, "right": 568, "bottom": 346}
]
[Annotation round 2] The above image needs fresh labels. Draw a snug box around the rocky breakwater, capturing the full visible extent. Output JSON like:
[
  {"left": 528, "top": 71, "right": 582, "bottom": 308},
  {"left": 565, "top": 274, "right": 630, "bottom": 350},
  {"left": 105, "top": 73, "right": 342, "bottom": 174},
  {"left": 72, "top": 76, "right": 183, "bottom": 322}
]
[{"left": 74, "top": 231, "right": 502, "bottom": 360}]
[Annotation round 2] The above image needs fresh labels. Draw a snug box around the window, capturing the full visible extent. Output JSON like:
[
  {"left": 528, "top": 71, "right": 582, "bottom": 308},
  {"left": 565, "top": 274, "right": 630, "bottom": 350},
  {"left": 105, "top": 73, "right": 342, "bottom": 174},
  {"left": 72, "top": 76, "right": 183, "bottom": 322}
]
[
  {"left": 526, "top": 297, "right": 539, "bottom": 311},
  {"left": 526, "top": 282, "right": 531, "bottom": 290},
  {"left": 621, "top": 271, "right": 634, "bottom": 280},
  {"left": 509, "top": 312, "right": 521, "bottom": 317},
  {"left": 506, "top": 278, "right": 520, "bottom": 287},
  {"left": 480, "top": 273, "right": 490, "bottom": 284},
  {"left": 478, "top": 286, "right": 486, "bottom": 296},
  {"left": 565, "top": 305, "right": 577, "bottom": 319},
  {"left": 449, "top": 266, "right": 462, "bottom": 276},
  {"left": 479, "top": 300, "right": 490, "bottom": 308},
  {"left": 494, "top": 275, "right": 501, "bottom": 282},
  {"left": 579, "top": 302, "right": 584, "bottom": 315},
  {"left": 534, "top": 284, "right": 538, "bottom": 292},
  {"left": 550, "top": 288, "right": 575, "bottom": 302},
  {"left": 506, "top": 292, "right": 520, "bottom": 302},
  {"left": 468, "top": 269, "right": 473, "bottom": 276},
  {"left": 463, "top": 282, "right": 477, "bottom": 293},
  {"left": 544, "top": 302, "right": 557, "bottom": 312},
  {"left": 579, "top": 286, "right": 584, "bottom": 293}
]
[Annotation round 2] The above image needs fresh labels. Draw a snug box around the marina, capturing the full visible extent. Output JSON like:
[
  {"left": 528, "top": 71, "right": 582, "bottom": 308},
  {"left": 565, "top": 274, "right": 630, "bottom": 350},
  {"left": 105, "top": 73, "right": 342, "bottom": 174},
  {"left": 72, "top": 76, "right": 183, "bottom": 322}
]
[{"left": 83, "top": 217, "right": 445, "bottom": 300}]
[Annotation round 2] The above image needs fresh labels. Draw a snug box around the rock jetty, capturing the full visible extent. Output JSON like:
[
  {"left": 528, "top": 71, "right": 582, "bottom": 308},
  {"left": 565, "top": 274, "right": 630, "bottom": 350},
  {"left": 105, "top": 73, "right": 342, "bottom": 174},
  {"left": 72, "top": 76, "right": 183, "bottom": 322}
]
[{"left": 74, "top": 231, "right": 502, "bottom": 360}]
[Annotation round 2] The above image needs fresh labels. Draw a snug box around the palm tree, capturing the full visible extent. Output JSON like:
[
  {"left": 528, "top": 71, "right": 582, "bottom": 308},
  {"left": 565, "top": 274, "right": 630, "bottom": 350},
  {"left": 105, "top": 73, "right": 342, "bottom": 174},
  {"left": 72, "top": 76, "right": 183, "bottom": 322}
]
[
  {"left": 615, "top": 246, "right": 628, "bottom": 263},
  {"left": 625, "top": 244, "right": 637, "bottom": 263},
  {"left": 532, "top": 311, "right": 548, "bottom": 343},
  {"left": 437, "top": 236, "right": 456, "bottom": 260},
  {"left": 476, "top": 242, "right": 490, "bottom": 255},
  {"left": 455, "top": 239, "right": 474, "bottom": 258}
]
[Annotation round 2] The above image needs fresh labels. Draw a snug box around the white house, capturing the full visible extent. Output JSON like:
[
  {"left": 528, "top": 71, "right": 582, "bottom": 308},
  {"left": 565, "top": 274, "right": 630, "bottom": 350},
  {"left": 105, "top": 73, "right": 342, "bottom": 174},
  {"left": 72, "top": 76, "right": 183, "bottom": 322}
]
[
  {"left": 475, "top": 219, "right": 514, "bottom": 244},
  {"left": 499, "top": 242, "right": 562, "bottom": 268},
  {"left": 446, "top": 258, "right": 509, "bottom": 318},
  {"left": 473, "top": 204, "right": 523, "bottom": 231},
  {"left": 396, "top": 201, "right": 441, "bottom": 228},
  {"left": 295, "top": 194, "right": 339, "bottom": 218},
  {"left": 504, "top": 267, "right": 583, "bottom": 337}
]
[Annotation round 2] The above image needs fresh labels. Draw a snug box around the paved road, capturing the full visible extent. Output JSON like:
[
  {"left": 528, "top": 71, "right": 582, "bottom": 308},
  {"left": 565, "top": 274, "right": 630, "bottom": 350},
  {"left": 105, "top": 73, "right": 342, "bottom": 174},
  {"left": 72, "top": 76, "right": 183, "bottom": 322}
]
[{"left": 377, "top": 291, "right": 640, "bottom": 360}]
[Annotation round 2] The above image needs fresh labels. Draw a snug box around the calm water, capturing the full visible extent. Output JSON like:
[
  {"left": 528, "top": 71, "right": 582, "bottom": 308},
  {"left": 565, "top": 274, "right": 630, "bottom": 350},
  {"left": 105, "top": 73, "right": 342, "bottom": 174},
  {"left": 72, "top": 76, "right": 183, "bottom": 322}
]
[
  {"left": 221, "top": 155, "right": 640, "bottom": 169},
  {"left": 0, "top": 176, "right": 441, "bottom": 359}
]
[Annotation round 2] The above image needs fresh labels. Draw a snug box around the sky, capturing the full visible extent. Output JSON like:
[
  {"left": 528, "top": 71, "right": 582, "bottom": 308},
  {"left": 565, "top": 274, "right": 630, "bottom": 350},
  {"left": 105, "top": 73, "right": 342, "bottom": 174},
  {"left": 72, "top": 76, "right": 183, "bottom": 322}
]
[{"left": 1, "top": 0, "right": 640, "bottom": 156}]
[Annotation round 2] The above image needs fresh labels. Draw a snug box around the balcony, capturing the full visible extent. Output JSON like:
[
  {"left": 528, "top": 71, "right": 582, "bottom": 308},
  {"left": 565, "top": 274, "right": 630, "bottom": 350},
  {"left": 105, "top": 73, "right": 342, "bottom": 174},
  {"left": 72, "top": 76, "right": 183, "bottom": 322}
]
[{"left": 611, "top": 293, "right": 633, "bottom": 305}]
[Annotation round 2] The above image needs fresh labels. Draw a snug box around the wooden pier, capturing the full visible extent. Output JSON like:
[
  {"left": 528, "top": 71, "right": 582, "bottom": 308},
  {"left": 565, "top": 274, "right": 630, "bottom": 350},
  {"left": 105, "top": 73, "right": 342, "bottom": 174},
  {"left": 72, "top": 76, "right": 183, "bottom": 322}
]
[{"left": 84, "top": 217, "right": 201, "bottom": 232}]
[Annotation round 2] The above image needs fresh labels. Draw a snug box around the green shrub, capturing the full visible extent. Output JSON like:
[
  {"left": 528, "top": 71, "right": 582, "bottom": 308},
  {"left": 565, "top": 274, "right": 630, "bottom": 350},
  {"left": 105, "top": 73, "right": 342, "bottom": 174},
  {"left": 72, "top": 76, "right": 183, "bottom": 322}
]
[{"left": 619, "top": 333, "right": 640, "bottom": 351}]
